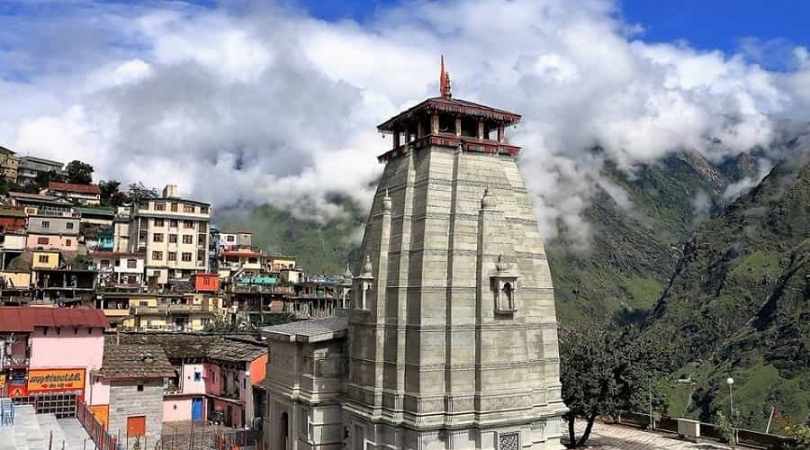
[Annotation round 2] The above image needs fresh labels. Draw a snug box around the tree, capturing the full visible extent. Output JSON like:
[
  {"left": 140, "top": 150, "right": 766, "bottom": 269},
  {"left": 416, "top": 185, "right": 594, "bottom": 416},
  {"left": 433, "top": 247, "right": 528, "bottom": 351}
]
[
  {"left": 560, "top": 324, "right": 676, "bottom": 448},
  {"left": 99, "top": 180, "right": 129, "bottom": 207},
  {"left": 127, "top": 182, "right": 159, "bottom": 204},
  {"left": 65, "top": 160, "right": 94, "bottom": 184},
  {"left": 34, "top": 169, "right": 64, "bottom": 190}
]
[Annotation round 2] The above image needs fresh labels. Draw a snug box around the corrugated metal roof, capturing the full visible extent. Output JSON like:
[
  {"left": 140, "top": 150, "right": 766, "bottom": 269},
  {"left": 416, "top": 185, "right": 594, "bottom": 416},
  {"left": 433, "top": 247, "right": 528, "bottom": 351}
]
[{"left": 0, "top": 307, "right": 109, "bottom": 332}]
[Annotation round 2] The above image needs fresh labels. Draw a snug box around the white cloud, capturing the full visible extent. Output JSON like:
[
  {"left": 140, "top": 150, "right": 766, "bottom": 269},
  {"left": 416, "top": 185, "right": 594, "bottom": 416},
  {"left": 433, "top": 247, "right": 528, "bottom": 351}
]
[{"left": 1, "top": 0, "right": 810, "bottom": 245}]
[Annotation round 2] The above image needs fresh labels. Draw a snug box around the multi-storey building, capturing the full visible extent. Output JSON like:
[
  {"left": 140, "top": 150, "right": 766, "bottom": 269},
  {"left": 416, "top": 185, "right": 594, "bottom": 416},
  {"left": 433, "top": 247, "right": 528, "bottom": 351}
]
[
  {"left": 0, "top": 307, "right": 108, "bottom": 414},
  {"left": 218, "top": 231, "right": 253, "bottom": 251},
  {"left": 91, "top": 252, "right": 146, "bottom": 288},
  {"left": 8, "top": 191, "right": 73, "bottom": 216},
  {"left": 43, "top": 182, "right": 101, "bottom": 206},
  {"left": 128, "top": 185, "right": 211, "bottom": 285},
  {"left": 16, "top": 156, "right": 64, "bottom": 185},
  {"left": 26, "top": 213, "right": 80, "bottom": 253},
  {"left": 0, "top": 146, "right": 19, "bottom": 182}
]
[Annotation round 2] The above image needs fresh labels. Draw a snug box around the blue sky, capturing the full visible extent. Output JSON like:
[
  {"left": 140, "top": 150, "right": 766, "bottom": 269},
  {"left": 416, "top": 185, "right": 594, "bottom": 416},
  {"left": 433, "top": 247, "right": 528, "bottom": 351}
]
[{"left": 296, "top": 0, "right": 810, "bottom": 68}]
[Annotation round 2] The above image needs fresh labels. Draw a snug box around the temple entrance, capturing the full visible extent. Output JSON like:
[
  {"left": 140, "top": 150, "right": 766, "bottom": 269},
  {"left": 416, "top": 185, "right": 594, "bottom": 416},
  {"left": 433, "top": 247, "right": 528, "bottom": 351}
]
[{"left": 278, "top": 411, "right": 289, "bottom": 450}]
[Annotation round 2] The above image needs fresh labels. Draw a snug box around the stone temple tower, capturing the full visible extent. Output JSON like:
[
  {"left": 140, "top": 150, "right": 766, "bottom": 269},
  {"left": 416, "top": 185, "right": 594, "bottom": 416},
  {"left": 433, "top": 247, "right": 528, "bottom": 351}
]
[{"left": 343, "top": 60, "right": 566, "bottom": 450}]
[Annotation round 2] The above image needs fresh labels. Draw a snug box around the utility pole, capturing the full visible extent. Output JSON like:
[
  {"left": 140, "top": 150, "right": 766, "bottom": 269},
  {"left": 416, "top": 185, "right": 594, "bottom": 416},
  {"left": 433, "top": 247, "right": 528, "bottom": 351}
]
[{"left": 649, "top": 378, "right": 655, "bottom": 430}]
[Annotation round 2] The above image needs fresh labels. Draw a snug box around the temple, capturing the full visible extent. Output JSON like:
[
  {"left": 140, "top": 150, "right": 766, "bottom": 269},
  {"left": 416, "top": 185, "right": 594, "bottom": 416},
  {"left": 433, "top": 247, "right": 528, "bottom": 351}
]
[{"left": 263, "top": 58, "right": 566, "bottom": 450}]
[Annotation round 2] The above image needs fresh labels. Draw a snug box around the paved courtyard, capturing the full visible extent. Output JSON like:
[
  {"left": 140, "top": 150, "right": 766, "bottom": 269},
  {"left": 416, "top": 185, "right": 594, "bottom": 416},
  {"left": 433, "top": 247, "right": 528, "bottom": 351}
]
[{"left": 570, "top": 421, "right": 730, "bottom": 450}]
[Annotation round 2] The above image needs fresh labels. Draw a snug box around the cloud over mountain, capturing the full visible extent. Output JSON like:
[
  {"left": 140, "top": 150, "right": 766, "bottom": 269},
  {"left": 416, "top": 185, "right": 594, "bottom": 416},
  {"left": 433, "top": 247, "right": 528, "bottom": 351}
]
[{"left": 2, "top": 0, "right": 810, "bottom": 244}]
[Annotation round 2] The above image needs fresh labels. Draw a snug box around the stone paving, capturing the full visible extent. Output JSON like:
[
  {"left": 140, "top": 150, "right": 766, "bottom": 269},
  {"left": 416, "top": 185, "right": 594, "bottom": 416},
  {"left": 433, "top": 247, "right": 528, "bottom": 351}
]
[{"left": 570, "top": 421, "right": 731, "bottom": 450}]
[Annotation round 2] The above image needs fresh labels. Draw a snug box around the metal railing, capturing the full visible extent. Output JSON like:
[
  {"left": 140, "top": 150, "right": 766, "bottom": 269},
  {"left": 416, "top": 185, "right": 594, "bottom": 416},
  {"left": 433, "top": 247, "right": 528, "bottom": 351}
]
[
  {"left": 76, "top": 399, "right": 119, "bottom": 450},
  {"left": 617, "top": 412, "right": 796, "bottom": 449}
]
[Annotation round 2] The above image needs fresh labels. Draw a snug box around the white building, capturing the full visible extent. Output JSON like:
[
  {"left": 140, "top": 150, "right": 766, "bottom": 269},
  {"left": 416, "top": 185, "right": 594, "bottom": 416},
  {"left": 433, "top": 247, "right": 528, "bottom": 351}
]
[
  {"left": 128, "top": 185, "right": 211, "bottom": 285},
  {"left": 91, "top": 251, "right": 146, "bottom": 288}
]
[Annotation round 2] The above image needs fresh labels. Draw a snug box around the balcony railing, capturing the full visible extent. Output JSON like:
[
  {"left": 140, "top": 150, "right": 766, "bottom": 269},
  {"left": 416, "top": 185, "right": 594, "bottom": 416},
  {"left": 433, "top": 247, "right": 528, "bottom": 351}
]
[{"left": 130, "top": 303, "right": 214, "bottom": 315}]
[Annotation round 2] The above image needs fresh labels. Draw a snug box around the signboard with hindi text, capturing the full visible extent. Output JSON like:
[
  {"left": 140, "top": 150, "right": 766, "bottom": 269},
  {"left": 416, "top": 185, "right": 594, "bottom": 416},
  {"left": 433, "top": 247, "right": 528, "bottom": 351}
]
[{"left": 27, "top": 368, "right": 85, "bottom": 393}]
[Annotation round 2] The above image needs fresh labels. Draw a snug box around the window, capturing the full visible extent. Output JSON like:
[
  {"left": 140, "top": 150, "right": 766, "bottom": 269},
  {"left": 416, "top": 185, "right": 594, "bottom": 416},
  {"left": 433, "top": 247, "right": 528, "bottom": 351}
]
[
  {"left": 226, "top": 235, "right": 235, "bottom": 242},
  {"left": 197, "top": 250, "right": 205, "bottom": 262},
  {"left": 183, "top": 204, "right": 195, "bottom": 213},
  {"left": 65, "top": 239, "right": 72, "bottom": 246},
  {"left": 140, "top": 218, "right": 148, "bottom": 227},
  {"left": 153, "top": 233, "right": 164, "bottom": 243},
  {"left": 41, "top": 221, "right": 50, "bottom": 229},
  {"left": 154, "top": 202, "right": 166, "bottom": 211},
  {"left": 66, "top": 222, "right": 74, "bottom": 230},
  {"left": 198, "top": 223, "right": 207, "bottom": 232},
  {"left": 170, "top": 203, "right": 178, "bottom": 212},
  {"left": 169, "top": 219, "right": 178, "bottom": 228},
  {"left": 139, "top": 231, "right": 147, "bottom": 241},
  {"left": 169, "top": 234, "right": 178, "bottom": 243},
  {"left": 114, "top": 259, "right": 120, "bottom": 267},
  {"left": 200, "top": 206, "right": 209, "bottom": 214},
  {"left": 137, "top": 384, "right": 144, "bottom": 392},
  {"left": 152, "top": 251, "right": 163, "bottom": 260},
  {"left": 198, "top": 234, "right": 206, "bottom": 246},
  {"left": 168, "top": 252, "right": 177, "bottom": 261},
  {"left": 182, "top": 235, "right": 193, "bottom": 244},
  {"left": 127, "top": 259, "right": 137, "bottom": 269},
  {"left": 37, "top": 237, "right": 49, "bottom": 245},
  {"left": 100, "top": 260, "right": 111, "bottom": 268},
  {"left": 248, "top": 257, "right": 258, "bottom": 264},
  {"left": 183, "top": 220, "right": 194, "bottom": 229},
  {"left": 154, "top": 219, "right": 164, "bottom": 227},
  {"left": 181, "top": 252, "right": 192, "bottom": 262},
  {"left": 193, "top": 371, "right": 201, "bottom": 382},
  {"left": 38, "top": 255, "right": 49, "bottom": 263}
]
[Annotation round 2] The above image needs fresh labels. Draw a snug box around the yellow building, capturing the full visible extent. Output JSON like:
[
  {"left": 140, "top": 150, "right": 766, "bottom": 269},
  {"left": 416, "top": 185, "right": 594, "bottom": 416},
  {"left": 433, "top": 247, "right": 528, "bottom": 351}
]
[
  {"left": 32, "top": 250, "right": 60, "bottom": 269},
  {"left": 95, "top": 293, "right": 158, "bottom": 328},
  {"left": 0, "top": 146, "right": 19, "bottom": 183},
  {"left": 0, "top": 271, "right": 31, "bottom": 289}
]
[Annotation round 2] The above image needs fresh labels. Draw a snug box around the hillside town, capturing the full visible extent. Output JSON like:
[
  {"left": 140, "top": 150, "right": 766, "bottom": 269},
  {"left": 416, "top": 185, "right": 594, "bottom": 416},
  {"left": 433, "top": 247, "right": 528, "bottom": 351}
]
[{"left": 0, "top": 146, "right": 353, "bottom": 448}]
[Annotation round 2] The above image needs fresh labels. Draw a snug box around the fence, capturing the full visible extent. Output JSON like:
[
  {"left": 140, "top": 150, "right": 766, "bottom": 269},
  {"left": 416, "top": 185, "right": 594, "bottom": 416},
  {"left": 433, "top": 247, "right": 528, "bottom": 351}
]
[
  {"left": 617, "top": 412, "right": 796, "bottom": 449},
  {"left": 76, "top": 399, "right": 119, "bottom": 450},
  {"left": 158, "top": 424, "right": 261, "bottom": 450}
]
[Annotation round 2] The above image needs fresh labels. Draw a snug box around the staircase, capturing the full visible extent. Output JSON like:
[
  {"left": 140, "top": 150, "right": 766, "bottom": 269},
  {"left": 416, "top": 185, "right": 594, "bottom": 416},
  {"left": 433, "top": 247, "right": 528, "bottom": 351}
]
[{"left": 0, "top": 404, "right": 92, "bottom": 450}]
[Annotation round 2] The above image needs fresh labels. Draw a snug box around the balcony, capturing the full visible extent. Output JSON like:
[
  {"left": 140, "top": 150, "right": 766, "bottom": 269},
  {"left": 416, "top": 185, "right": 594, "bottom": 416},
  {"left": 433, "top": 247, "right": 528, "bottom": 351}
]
[
  {"left": 130, "top": 303, "right": 213, "bottom": 315},
  {"left": 0, "top": 355, "right": 29, "bottom": 370}
]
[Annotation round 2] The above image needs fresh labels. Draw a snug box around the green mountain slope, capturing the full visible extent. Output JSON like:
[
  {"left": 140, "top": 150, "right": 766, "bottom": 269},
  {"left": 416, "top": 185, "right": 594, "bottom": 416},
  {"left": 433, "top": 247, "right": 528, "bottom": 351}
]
[
  {"left": 647, "top": 155, "right": 810, "bottom": 428},
  {"left": 548, "top": 152, "right": 757, "bottom": 324},
  {"left": 214, "top": 201, "right": 364, "bottom": 274}
]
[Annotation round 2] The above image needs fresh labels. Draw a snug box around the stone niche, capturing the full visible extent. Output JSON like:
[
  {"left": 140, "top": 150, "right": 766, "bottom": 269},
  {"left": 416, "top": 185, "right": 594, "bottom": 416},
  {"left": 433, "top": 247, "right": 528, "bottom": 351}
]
[{"left": 491, "top": 255, "right": 519, "bottom": 315}]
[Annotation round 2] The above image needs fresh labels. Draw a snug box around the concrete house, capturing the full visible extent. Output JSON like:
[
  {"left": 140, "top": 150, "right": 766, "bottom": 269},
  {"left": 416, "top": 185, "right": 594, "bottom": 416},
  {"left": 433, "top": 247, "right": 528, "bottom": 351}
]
[
  {"left": 43, "top": 182, "right": 102, "bottom": 206},
  {"left": 128, "top": 185, "right": 211, "bottom": 285},
  {"left": 93, "top": 342, "right": 174, "bottom": 449}
]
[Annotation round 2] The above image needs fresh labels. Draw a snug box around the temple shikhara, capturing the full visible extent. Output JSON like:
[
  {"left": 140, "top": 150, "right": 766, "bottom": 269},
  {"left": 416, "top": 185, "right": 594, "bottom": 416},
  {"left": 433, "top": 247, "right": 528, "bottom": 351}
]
[{"left": 263, "top": 59, "right": 566, "bottom": 450}]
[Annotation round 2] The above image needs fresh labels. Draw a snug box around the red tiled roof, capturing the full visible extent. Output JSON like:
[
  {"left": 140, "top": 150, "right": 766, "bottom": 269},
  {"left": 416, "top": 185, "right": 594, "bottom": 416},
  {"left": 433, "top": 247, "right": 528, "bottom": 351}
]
[
  {"left": 0, "top": 307, "right": 109, "bottom": 332},
  {"left": 47, "top": 182, "right": 101, "bottom": 195}
]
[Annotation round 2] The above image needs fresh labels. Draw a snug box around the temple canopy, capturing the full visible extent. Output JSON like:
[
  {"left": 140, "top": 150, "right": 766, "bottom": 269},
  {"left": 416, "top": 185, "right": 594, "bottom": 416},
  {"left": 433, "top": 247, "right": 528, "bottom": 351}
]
[{"left": 376, "top": 96, "right": 521, "bottom": 132}]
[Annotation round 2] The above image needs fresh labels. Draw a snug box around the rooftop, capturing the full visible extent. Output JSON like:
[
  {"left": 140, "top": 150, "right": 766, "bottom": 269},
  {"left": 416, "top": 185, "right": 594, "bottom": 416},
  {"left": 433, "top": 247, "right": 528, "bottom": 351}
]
[
  {"left": 377, "top": 96, "right": 521, "bottom": 132},
  {"left": 19, "top": 155, "right": 64, "bottom": 166},
  {"left": 0, "top": 307, "right": 108, "bottom": 332},
  {"left": 98, "top": 343, "right": 175, "bottom": 380},
  {"left": 262, "top": 316, "right": 348, "bottom": 343},
  {"left": 0, "top": 207, "right": 27, "bottom": 218},
  {"left": 115, "top": 332, "right": 267, "bottom": 362},
  {"left": 47, "top": 182, "right": 101, "bottom": 195}
]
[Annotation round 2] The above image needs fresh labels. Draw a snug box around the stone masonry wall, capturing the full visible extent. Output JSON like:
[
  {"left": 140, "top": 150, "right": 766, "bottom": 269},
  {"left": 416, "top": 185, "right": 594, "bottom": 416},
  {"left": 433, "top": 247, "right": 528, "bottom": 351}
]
[{"left": 108, "top": 380, "right": 164, "bottom": 449}]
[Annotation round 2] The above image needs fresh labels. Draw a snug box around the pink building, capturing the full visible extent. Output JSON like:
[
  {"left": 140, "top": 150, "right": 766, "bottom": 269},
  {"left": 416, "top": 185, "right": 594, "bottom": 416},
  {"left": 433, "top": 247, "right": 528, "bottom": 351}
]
[
  {"left": 0, "top": 307, "right": 107, "bottom": 415},
  {"left": 118, "top": 333, "right": 267, "bottom": 428},
  {"left": 26, "top": 233, "right": 79, "bottom": 252}
]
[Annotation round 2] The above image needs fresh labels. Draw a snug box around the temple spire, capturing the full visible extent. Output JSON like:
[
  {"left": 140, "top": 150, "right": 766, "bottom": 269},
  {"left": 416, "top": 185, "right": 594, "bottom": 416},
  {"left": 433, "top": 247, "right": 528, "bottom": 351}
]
[{"left": 440, "top": 55, "right": 452, "bottom": 98}]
